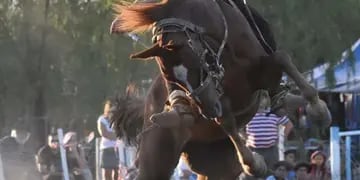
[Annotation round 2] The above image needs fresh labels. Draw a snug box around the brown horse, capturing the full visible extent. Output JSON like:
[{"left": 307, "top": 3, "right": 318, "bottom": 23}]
[
  {"left": 110, "top": 81, "right": 331, "bottom": 179},
  {"left": 110, "top": 0, "right": 330, "bottom": 179}
]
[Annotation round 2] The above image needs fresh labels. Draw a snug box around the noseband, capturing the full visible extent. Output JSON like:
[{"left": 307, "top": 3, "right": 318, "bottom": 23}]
[{"left": 152, "top": 14, "right": 227, "bottom": 118}]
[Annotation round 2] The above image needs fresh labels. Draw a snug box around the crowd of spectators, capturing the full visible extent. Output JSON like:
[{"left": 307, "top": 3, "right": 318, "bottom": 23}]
[{"left": 262, "top": 149, "right": 331, "bottom": 180}]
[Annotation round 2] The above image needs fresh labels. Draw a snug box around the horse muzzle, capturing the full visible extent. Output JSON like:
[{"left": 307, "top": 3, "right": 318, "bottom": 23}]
[{"left": 188, "top": 75, "right": 223, "bottom": 119}]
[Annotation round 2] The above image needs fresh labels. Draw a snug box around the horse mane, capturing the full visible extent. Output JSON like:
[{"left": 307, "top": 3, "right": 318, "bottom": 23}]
[
  {"left": 110, "top": 84, "right": 145, "bottom": 146},
  {"left": 113, "top": 0, "right": 174, "bottom": 33}
]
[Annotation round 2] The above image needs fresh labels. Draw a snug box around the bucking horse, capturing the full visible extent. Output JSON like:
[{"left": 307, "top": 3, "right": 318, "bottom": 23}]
[{"left": 110, "top": 0, "right": 331, "bottom": 179}]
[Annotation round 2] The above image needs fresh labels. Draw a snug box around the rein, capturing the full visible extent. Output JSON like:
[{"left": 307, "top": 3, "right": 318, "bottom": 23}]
[
  {"left": 240, "top": 0, "right": 274, "bottom": 54},
  {"left": 227, "top": 0, "right": 274, "bottom": 54}
]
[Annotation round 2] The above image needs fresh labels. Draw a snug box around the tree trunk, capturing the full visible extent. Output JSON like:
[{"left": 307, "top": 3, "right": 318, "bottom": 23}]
[
  {"left": 23, "top": 0, "right": 50, "bottom": 150},
  {"left": 32, "top": 86, "right": 46, "bottom": 149}
]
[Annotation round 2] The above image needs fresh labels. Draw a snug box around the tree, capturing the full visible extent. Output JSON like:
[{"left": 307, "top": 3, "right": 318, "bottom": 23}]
[
  {"left": 0, "top": 0, "right": 157, "bottom": 147},
  {"left": 251, "top": 0, "right": 360, "bottom": 72},
  {"left": 0, "top": 0, "right": 359, "bottom": 146}
]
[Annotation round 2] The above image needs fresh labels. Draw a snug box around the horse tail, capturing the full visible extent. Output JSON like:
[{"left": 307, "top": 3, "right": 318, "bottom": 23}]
[
  {"left": 110, "top": 84, "right": 145, "bottom": 146},
  {"left": 113, "top": 0, "right": 170, "bottom": 33}
]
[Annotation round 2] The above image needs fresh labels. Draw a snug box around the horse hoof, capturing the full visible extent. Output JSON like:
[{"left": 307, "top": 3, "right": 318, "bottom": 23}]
[{"left": 306, "top": 99, "right": 331, "bottom": 127}]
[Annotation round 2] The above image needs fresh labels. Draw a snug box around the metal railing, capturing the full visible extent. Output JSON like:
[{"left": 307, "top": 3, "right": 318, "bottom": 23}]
[
  {"left": 57, "top": 128, "right": 70, "bottom": 180},
  {"left": 0, "top": 150, "right": 4, "bottom": 180},
  {"left": 330, "top": 126, "right": 360, "bottom": 180}
]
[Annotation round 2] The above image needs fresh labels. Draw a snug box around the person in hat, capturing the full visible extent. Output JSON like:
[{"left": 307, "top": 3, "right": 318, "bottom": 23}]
[
  {"left": 36, "top": 134, "right": 63, "bottom": 180},
  {"left": 308, "top": 151, "right": 331, "bottom": 180}
]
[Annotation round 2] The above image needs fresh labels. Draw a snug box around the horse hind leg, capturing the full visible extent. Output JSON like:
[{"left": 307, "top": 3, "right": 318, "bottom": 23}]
[
  {"left": 270, "top": 51, "right": 331, "bottom": 128},
  {"left": 270, "top": 51, "right": 318, "bottom": 102}
]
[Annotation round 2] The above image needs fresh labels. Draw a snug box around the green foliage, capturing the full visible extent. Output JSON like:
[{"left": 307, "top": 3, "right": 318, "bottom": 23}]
[
  {"left": 0, "top": 0, "right": 157, "bottom": 135},
  {"left": 251, "top": 0, "right": 360, "bottom": 72},
  {"left": 0, "top": 0, "right": 359, "bottom": 137}
]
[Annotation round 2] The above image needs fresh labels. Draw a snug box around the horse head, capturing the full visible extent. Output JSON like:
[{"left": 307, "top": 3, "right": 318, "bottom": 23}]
[{"left": 111, "top": 0, "right": 230, "bottom": 119}]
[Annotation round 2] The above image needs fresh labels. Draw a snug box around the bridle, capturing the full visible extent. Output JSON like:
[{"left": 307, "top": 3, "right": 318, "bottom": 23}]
[
  {"left": 149, "top": 0, "right": 279, "bottom": 119},
  {"left": 151, "top": 0, "right": 228, "bottom": 119}
]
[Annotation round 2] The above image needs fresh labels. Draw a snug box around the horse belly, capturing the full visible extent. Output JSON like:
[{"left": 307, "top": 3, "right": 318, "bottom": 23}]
[{"left": 189, "top": 121, "right": 227, "bottom": 142}]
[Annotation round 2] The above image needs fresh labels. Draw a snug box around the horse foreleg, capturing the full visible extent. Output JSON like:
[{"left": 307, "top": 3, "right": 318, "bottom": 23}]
[
  {"left": 136, "top": 127, "right": 191, "bottom": 180},
  {"left": 218, "top": 96, "right": 267, "bottom": 177},
  {"left": 227, "top": 133, "right": 267, "bottom": 177}
]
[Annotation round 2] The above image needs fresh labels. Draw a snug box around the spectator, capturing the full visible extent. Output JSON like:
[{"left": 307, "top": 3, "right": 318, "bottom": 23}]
[
  {"left": 0, "top": 126, "right": 31, "bottom": 153},
  {"left": 284, "top": 149, "right": 296, "bottom": 180},
  {"left": 245, "top": 91, "right": 293, "bottom": 169},
  {"left": 123, "top": 157, "right": 139, "bottom": 180},
  {"left": 284, "top": 149, "right": 296, "bottom": 166},
  {"left": 294, "top": 162, "right": 310, "bottom": 180},
  {"left": 0, "top": 133, "right": 19, "bottom": 154},
  {"left": 97, "top": 100, "right": 119, "bottom": 180},
  {"left": 117, "top": 164, "right": 128, "bottom": 180},
  {"left": 124, "top": 166, "right": 138, "bottom": 180},
  {"left": 266, "top": 161, "right": 291, "bottom": 180},
  {"left": 173, "top": 154, "right": 196, "bottom": 180},
  {"left": 308, "top": 151, "right": 331, "bottom": 180},
  {"left": 63, "top": 131, "right": 93, "bottom": 180},
  {"left": 80, "top": 131, "right": 96, "bottom": 176},
  {"left": 0, "top": 125, "right": 38, "bottom": 180},
  {"left": 36, "top": 134, "right": 63, "bottom": 180}
]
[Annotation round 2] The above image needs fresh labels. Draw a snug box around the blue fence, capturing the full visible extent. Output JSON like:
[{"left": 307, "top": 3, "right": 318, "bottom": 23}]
[{"left": 330, "top": 126, "right": 360, "bottom": 180}]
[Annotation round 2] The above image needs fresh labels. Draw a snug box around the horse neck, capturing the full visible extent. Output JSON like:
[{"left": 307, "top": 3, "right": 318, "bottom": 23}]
[
  {"left": 223, "top": 78, "right": 255, "bottom": 113},
  {"left": 144, "top": 75, "right": 168, "bottom": 119},
  {"left": 171, "top": 0, "right": 225, "bottom": 37}
]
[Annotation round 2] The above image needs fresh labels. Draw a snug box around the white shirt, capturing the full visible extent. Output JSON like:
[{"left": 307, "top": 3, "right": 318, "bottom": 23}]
[
  {"left": 97, "top": 115, "right": 117, "bottom": 149},
  {"left": 173, "top": 157, "right": 192, "bottom": 180}
]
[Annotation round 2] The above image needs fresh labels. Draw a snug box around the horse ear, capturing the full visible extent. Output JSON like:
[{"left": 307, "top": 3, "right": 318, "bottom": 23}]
[{"left": 130, "top": 42, "right": 162, "bottom": 60}]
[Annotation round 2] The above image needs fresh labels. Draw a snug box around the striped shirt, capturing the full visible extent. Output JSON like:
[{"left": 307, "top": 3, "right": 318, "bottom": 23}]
[{"left": 246, "top": 111, "right": 289, "bottom": 148}]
